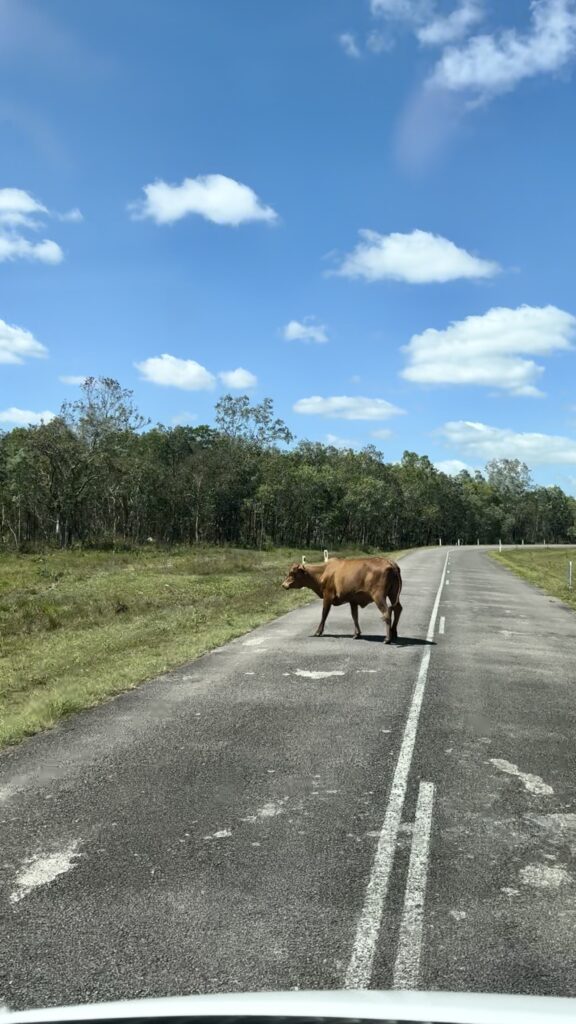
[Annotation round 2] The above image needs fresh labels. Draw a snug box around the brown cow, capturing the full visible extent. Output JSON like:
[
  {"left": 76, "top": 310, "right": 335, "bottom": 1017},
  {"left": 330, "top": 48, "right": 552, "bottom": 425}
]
[{"left": 282, "top": 555, "right": 402, "bottom": 643}]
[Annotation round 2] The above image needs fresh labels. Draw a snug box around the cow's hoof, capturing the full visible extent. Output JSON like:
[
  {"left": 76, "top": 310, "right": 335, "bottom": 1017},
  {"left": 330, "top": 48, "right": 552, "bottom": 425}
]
[
  {"left": 354, "top": 633, "right": 361, "bottom": 640},
  {"left": 384, "top": 638, "right": 392, "bottom": 645},
  {"left": 314, "top": 631, "right": 322, "bottom": 638}
]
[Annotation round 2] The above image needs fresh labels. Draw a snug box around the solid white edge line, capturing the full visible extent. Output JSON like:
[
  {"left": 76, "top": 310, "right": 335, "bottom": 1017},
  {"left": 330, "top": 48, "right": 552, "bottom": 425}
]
[
  {"left": 344, "top": 554, "right": 448, "bottom": 990},
  {"left": 392, "top": 781, "right": 435, "bottom": 990}
]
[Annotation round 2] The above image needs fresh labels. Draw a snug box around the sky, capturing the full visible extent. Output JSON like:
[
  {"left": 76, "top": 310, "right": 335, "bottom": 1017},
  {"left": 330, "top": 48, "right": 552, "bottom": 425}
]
[{"left": 2, "top": 0, "right": 576, "bottom": 491}]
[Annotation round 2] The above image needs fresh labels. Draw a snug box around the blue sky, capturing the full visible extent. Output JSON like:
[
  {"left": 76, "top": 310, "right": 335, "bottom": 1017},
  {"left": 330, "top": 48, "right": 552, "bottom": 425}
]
[{"left": 2, "top": 0, "right": 576, "bottom": 490}]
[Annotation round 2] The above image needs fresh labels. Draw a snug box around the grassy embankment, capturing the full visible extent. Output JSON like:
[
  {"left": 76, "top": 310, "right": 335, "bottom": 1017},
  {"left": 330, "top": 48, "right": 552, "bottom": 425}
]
[
  {"left": 491, "top": 547, "right": 576, "bottom": 612},
  {"left": 0, "top": 546, "right": 405, "bottom": 748}
]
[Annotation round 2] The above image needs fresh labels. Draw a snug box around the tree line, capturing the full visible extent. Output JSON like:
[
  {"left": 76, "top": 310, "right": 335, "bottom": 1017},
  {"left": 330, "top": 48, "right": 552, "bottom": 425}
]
[{"left": 1, "top": 378, "right": 575, "bottom": 552}]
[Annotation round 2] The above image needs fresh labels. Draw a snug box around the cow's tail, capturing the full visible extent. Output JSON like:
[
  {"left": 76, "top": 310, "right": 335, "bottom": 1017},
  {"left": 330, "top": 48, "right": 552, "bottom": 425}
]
[{"left": 388, "top": 561, "right": 402, "bottom": 608}]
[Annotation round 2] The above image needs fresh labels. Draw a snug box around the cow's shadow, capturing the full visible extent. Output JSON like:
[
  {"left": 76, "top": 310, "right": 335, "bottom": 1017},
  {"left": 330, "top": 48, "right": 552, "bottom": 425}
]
[{"left": 316, "top": 634, "right": 435, "bottom": 646}]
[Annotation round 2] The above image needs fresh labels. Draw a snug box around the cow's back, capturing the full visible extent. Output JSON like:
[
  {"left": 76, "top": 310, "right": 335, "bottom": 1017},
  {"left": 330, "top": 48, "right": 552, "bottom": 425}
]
[{"left": 327, "top": 556, "right": 399, "bottom": 600}]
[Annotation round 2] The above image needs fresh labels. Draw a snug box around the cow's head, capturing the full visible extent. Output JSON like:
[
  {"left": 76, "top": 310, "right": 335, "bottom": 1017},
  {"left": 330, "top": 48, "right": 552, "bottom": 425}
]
[{"left": 282, "top": 562, "right": 307, "bottom": 589}]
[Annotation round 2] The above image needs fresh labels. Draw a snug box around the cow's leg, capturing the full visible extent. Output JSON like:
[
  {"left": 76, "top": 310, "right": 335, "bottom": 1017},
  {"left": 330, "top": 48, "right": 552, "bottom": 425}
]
[
  {"left": 350, "top": 600, "right": 361, "bottom": 639},
  {"left": 391, "top": 600, "right": 403, "bottom": 640},
  {"left": 314, "top": 598, "right": 332, "bottom": 637},
  {"left": 376, "top": 597, "right": 393, "bottom": 644}
]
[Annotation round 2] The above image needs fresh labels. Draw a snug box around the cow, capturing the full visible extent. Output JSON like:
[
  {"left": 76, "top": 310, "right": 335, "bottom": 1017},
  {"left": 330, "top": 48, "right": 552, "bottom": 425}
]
[{"left": 282, "top": 555, "right": 402, "bottom": 643}]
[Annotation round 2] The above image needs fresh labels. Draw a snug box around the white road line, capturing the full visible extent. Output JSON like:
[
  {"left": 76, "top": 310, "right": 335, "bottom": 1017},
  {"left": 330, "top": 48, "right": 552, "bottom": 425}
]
[
  {"left": 439, "top": 616, "right": 445, "bottom": 635},
  {"left": 344, "top": 554, "right": 448, "bottom": 990},
  {"left": 392, "top": 781, "right": 435, "bottom": 990}
]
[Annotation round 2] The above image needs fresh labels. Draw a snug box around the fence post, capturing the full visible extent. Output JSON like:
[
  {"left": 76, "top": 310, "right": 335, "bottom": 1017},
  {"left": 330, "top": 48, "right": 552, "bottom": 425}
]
[
  {"left": 569, "top": 561, "right": 573, "bottom": 591},
  {"left": 499, "top": 539, "right": 502, "bottom": 553},
  {"left": 439, "top": 538, "right": 442, "bottom": 546}
]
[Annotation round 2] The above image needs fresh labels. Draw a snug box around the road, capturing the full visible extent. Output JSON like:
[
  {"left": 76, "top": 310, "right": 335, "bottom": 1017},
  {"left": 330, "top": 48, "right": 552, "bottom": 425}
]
[{"left": 2, "top": 546, "right": 576, "bottom": 1009}]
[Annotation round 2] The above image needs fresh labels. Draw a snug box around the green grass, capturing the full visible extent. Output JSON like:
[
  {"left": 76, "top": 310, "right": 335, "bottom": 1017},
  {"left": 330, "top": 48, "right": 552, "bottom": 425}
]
[
  {"left": 491, "top": 547, "right": 576, "bottom": 611},
  {"left": 0, "top": 545, "right": 406, "bottom": 748}
]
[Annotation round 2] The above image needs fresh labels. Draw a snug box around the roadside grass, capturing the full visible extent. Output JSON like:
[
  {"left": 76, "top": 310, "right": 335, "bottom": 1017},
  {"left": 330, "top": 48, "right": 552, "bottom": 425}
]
[
  {"left": 0, "top": 545, "right": 406, "bottom": 748},
  {"left": 491, "top": 548, "right": 576, "bottom": 612}
]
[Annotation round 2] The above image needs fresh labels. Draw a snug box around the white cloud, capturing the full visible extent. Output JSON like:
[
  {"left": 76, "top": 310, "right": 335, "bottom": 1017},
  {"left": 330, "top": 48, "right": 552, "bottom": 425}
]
[
  {"left": 0, "top": 187, "right": 69, "bottom": 263},
  {"left": 218, "top": 367, "right": 258, "bottom": 389},
  {"left": 293, "top": 395, "right": 405, "bottom": 420},
  {"left": 58, "top": 208, "right": 83, "bottom": 222},
  {"left": 0, "top": 407, "right": 55, "bottom": 426},
  {"left": 335, "top": 228, "right": 499, "bottom": 283},
  {"left": 435, "top": 458, "right": 475, "bottom": 475},
  {"left": 371, "top": 428, "right": 393, "bottom": 439},
  {"left": 0, "top": 187, "right": 47, "bottom": 227},
  {"left": 171, "top": 412, "right": 198, "bottom": 426},
  {"left": 340, "top": 32, "right": 361, "bottom": 57},
  {"left": 0, "top": 235, "right": 63, "bottom": 263},
  {"left": 429, "top": 0, "right": 576, "bottom": 97},
  {"left": 402, "top": 304, "right": 575, "bottom": 396},
  {"left": 439, "top": 420, "right": 576, "bottom": 465},
  {"left": 59, "top": 375, "right": 86, "bottom": 385},
  {"left": 370, "top": 0, "right": 433, "bottom": 20},
  {"left": 417, "top": 1, "right": 484, "bottom": 46},
  {"left": 0, "top": 319, "right": 48, "bottom": 364},
  {"left": 326, "top": 433, "right": 359, "bottom": 449},
  {"left": 135, "top": 354, "right": 216, "bottom": 390},
  {"left": 283, "top": 318, "right": 328, "bottom": 343},
  {"left": 366, "top": 29, "right": 394, "bottom": 52},
  {"left": 130, "top": 174, "right": 278, "bottom": 226}
]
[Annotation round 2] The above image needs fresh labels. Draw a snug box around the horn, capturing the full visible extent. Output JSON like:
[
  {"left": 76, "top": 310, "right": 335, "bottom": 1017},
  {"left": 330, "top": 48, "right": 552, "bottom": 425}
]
[
  {"left": 324, "top": 549, "right": 329, "bottom": 562},
  {"left": 302, "top": 555, "right": 306, "bottom": 565}
]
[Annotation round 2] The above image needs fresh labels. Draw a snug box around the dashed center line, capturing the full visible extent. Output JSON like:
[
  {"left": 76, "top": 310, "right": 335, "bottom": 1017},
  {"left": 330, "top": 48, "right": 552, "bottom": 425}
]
[{"left": 439, "top": 616, "right": 445, "bottom": 635}]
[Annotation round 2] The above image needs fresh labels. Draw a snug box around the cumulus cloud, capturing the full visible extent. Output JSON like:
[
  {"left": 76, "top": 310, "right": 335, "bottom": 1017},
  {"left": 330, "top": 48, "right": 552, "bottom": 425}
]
[
  {"left": 283, "top": 318, "right": 328, "bottom": 343},
  {"left": 418, "top": 1, "right": 484, "bottom": 45},
  {"left": 293, "top": 395, "right": 405, "bottom": 420},
  {"left": 135, "top": 354, "right": 216, "bottom": 390},
  {"left": 0, "top": 187, "right": 47, "bottom": 227},
  {"left": 59, "top": 375, "right": 86, "bottom": 385},
  {"left": 0, "top": 187, "right": 78, "bottom": 264},
  {"left": 402, "top": 304, "right": 575, "bottom": 396},
  {"left": 370, "top": 0, "right": 433, "bottom": 20},
  {"left": 58, "top": 208, "right": 83, "bottom": 222},
  {"left": 335, "top": 228, "right": 499, "bottom": 283},
  {"left": 434, "top": 458, "right": 475, "bottom": 475},
  {"left": 0, "top": 407, "right": 55, "bottom": 425},
  {"left": 439, "top": 420, "right": 576, "bottom": 465},
  {"left": 218, "top": 367, "right": 258, "bottom": 389},
  {"left": 130, "top": 174, "right": 278, "bottom": 226},
  {"left": 340, "top": 32, "right": 361, "bottom": 57},
  {"left": 370, "top": 0, "right": 483, "bottom": 44},
  {"left": 429, "top": 0, "right": 576, "bottom": 98},
  {"left": 0, "top": 318, "right": 48, "bottom": 364}
]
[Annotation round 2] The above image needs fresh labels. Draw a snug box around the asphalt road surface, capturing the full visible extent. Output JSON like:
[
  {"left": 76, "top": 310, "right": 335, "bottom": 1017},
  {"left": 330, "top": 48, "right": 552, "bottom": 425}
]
[{"left": 2, "top": 546, "right": 576, "bottom": 1009}]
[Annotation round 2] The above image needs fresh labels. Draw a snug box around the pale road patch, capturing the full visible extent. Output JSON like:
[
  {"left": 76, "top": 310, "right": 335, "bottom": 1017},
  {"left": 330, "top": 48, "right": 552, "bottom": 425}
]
[
  {"left": 344, "top": 553, "right": 448, "bottom": 990},
  {"left": 203, "top": 829, "right": 232, "bottom": 840},
  {"left": 520, "top": 864, "right": 571, "bottom": 888},
  {"left": 393, "top": 781, "right": 435, "bottom": 989},
  {"left": 10, "top": 841, "right": 82, "bottom": 904},
  {"left": 294, "top": 669, "right": 345, "bottom": 680},
  {"left": 489, "top": 758, "right": 553, "bottom": 795},
  {"left": 242, "top": 637, "right": 266, "bottom": 647},
  {"left": 242, "top": 799, "right": 288, "bottom": 823}
]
